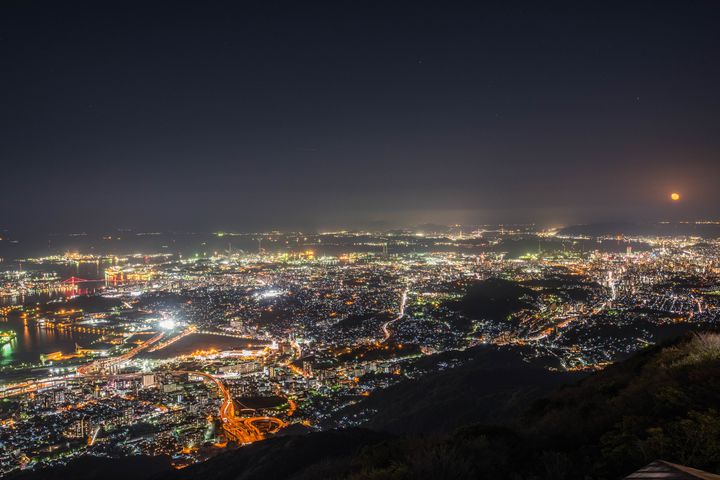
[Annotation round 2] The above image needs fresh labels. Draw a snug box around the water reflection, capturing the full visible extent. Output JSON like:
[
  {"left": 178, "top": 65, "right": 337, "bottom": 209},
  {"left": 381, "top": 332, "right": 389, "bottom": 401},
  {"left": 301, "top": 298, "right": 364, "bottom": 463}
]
[{"left": 0, "top": 315, "right": 101, "bottom": 367}]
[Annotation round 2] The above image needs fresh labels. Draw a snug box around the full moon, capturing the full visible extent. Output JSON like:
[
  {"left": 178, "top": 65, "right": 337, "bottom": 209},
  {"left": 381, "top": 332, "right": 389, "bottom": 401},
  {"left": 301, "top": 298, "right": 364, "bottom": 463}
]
[{"left": 671, "top": 192, "right": 681, "bottom": 201}]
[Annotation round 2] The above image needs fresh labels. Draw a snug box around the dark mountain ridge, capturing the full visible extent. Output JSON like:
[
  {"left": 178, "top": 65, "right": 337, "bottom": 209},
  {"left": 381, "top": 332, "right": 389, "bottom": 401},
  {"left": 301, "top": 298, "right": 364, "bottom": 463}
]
[{"left": 559, "top": 222, "right": 720, "bottom": 238}]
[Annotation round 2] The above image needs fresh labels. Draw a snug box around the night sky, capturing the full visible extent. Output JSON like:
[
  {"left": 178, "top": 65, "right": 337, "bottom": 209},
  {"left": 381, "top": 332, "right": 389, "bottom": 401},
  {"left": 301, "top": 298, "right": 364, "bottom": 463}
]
[{"left": 2, "top": 1, "right": 719, "bottom": 232}]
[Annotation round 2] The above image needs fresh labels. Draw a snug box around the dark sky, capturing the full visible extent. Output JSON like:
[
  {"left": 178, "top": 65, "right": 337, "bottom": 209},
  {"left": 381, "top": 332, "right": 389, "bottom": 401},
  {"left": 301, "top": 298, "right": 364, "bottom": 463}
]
[{"left": 2, "top": 1, "right": 719, "bottom": 232}]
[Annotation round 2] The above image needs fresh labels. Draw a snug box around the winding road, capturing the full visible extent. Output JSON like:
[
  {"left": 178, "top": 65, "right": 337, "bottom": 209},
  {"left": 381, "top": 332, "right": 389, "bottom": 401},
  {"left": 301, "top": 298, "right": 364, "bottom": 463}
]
[
  {"left": 0, "top": 331, "right": 287, "bottom": 447},
  {"left": 191, "top": 371, "right": 286, "bottom": 444},
  {"left": 381, "top": 287, "right": 408, "bottom": 342}
]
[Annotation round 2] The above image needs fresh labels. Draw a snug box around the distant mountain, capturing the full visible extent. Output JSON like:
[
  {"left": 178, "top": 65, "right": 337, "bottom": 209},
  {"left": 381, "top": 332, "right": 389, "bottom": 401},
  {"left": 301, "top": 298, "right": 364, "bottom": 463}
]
[
  {"left": 559, "top": 222, "right": 720, "bottom": 238},
  {"left": 412, "top": 223, "right": 450, "bottom": 234}
]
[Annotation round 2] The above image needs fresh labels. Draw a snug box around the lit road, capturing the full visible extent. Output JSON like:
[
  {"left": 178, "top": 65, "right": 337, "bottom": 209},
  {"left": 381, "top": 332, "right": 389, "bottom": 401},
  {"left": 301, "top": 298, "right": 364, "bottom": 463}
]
[
  {"left": 147, "top": 326, "right": 197, "bottom": 352},
  {"left": 0, "top": 331, "right": 165, "bottom": 398},
  {"left": 381, "top": 287, "right": 407, "bottom": 342},
  {"left": 0, "top": 376, "right": 74, "bottom": 399},
  {"left": 77, "top": 331, "right": 164, "bottom": 375},
  {"left": 190, "top": 371, "right": 286, "bottom": 444},
  {"left": 0, "top": 333, "right": 286, "bottom": 446}
]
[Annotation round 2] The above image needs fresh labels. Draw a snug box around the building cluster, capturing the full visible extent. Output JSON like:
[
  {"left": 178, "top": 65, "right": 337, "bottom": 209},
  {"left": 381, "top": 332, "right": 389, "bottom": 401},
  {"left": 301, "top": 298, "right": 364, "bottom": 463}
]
[{"left": 0, "top": 228, "right": 719, "bottom": 473}]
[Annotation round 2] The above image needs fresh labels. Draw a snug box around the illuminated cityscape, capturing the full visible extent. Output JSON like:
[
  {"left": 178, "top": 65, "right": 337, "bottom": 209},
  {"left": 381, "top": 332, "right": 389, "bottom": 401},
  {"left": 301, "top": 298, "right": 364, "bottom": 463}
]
[
  {"left": 3, "top": 0, "right": 720, "bottom": 478},
  {"left": 0, "top": 226, "right": 719, "bottom": 475}
]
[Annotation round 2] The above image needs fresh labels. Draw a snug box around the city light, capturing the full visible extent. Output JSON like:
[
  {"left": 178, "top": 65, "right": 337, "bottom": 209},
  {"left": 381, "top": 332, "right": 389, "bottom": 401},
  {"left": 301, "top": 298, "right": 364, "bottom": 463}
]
[
  {"left": 159, "top": 319, "right": 177, "bottom": 330},
  {"left": 1, "top": 226, "right": 720, "bottom": 475}
]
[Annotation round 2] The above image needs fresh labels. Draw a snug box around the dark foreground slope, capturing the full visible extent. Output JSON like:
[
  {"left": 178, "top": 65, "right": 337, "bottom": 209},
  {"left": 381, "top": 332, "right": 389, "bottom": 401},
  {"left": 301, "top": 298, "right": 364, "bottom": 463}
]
[
  {"left": 16, "top": 333, "right": 720, "bottom": 480},
  {"left": 162, "top": 428, "right": 391, "bottom": 480},
  {"left": 165, "top": 333, "right": 720, "bottom": 480},
  {"left": 9, "top": 456, "right": 172, "bottom": 480},
  {"left": 333, "top": 345, "right": 574, "bottom": 434},
  {"left": 8, "top": 430, "right": 391, "bottom": 480}
]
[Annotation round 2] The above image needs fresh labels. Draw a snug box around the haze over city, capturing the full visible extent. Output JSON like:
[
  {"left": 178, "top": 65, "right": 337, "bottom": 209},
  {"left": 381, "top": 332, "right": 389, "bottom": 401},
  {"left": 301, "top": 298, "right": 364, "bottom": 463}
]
[{"left": 2, "top": 1, "right": 720, "bottom": 232}]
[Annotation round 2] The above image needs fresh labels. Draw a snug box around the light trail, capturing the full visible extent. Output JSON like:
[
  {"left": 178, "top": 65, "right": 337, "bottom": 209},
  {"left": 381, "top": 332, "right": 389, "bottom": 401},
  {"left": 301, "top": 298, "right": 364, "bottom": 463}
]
[
  {"left": 189, "top": 371, "right": 286, "bottom": 444},
  {"left": 77, "top": 331, "right": 164, "bottom": 375},
  {"left": 1, "top": 332, "right": 286, "bottom": 448},
  {"left": 287, "top": 398, "right": 297, "bottom": 417},
  {"left": 1, "top": 331, "right": 165, "bottom": 398},
  {"left": 381, "top": 287, "right": 408, "bottom": 342},
  {"left": 0, "top": 376, "right": 74, "bottom": 399},
  {"left": 147, "top": 326, "right": 197, "bottom": 352},
  {"left": 88, "top": 426, "right": 101, "bottom": 446},
  {"left": 0, "top": 333, "right": 164, "bottom": 398}
]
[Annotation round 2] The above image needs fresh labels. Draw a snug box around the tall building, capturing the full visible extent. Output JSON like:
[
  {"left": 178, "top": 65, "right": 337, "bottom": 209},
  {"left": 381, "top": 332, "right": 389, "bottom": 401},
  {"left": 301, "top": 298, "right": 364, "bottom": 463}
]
[{"left": 142, "top": 373, "right": 156, "bottom": 388}]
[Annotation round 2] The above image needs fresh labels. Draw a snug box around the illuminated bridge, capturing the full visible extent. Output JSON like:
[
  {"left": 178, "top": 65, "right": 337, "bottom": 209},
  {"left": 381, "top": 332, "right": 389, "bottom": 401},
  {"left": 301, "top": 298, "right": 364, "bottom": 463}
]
[
  {"left": 0, "top": 376, "right": 73, "bottom": 399},
  {"left": 62, "top": 277, "right": 104, "bottom": 284},
  {"left": 76, "top": 331, "right": 164, "bottom": 375}
]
